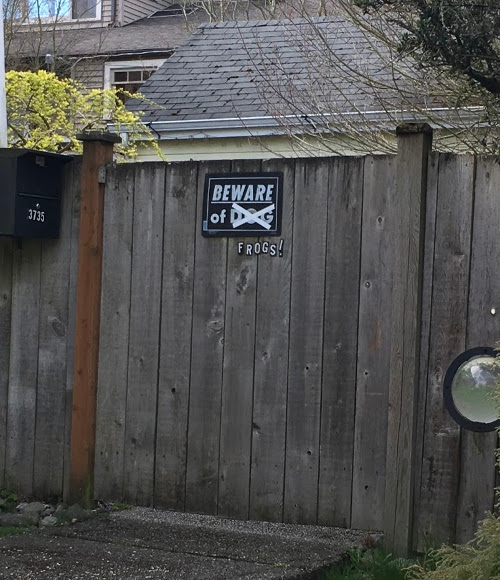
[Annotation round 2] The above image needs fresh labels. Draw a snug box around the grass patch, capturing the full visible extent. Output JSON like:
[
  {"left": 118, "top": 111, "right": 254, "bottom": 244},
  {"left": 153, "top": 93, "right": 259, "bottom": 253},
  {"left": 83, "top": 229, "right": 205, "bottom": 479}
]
[
  {"left": 321, "top": 547, "right": 417, "bottom": 580},
  {"left": 109, "top": 502, "right": 133, "bottom": 512},
  {"left": 0, "top": 526, "right": 30, "bottom": 537}
]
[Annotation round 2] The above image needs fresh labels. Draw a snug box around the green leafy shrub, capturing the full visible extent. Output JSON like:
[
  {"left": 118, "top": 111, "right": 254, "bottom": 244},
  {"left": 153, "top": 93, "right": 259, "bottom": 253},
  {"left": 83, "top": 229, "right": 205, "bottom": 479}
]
[
  {"left": 406, "top": 511, "right": 500, "bottom": 579},
  {"left": 6, "top": 70, "right": 162, "bottom": 160},
  {"left": 322, "top": 547, "right": 414, "bottom": 580},
  {"left": 0, "top": 489, "right": 18, "bottom": 513}
]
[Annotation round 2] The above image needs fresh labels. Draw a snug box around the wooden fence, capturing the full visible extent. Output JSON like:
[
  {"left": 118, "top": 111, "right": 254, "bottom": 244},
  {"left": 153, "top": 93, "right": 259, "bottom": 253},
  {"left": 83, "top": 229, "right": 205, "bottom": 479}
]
[{"left": 0, "top": 134, "right": 499, "bottom": 552}]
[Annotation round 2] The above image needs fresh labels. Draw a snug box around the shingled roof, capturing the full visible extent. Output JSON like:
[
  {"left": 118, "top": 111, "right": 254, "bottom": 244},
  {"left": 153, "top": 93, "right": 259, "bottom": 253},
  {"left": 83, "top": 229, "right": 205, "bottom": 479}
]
[
  {"left": 126, "top": 16, "right": 429, "bottom": 130},
  {"left": 8, "top": 12, "right": 205, "bottom": 60}
]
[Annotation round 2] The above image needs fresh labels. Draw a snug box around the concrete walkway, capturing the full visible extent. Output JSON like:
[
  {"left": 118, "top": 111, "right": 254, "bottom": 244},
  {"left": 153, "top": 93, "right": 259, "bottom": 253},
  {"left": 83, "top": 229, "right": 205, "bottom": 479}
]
[{"left": 0, "top": 507, "right": 367, "bottom": 579}]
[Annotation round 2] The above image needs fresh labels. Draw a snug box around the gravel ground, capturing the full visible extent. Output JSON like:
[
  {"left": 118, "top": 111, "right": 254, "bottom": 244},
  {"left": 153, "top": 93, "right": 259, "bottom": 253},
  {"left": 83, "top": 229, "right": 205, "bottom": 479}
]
[{"left": 0, "top": 507, "right": 368, "bottom": 579}]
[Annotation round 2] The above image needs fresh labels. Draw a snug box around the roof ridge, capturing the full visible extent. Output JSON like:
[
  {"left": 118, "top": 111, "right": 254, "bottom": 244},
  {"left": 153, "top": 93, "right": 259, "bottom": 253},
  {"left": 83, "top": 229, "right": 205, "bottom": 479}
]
[{"left": 199, "top": 16, "right": 343, "bottom": 30}]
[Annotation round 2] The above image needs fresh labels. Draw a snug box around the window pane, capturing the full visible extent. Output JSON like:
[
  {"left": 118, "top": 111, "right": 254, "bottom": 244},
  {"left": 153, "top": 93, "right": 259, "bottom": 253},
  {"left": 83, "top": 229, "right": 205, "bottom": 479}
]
[
  {"left": 72, "top": 0, "right": 96, "bottom": 18},
  {"left": 4, "top": 0, "right": 23, "bottom": 19},
  {"left": 113, "top": 71, "right": 128, "bottom": 83},
  {"left": 127, "top": 71, "right": 142, "bottom": 82},
  {"left": 28, "top": 0, "right": 71, "bottom": 18}
]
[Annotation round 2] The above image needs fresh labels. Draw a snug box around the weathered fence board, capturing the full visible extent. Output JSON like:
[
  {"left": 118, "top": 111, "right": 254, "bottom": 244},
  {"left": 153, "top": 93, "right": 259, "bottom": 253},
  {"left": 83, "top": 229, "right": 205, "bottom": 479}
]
[
  {"left": 0, "top": 238, "right": 13, "bottom": 488},
  {"left": 154, "top": 161, "right": 198, "bottom": 511},
  {"left": 284, "top": 159, "right": 329, "bottom": 524},
  {"left": 218, "top": 159, "right": 261, "bottom": 519},
  {"left": 33, "top": 168, "right": 76, "bottom": 498},
  {"left": 62, "top": 160, "right": 81, "bottom": 500},
  {"left": 95, "top": 164, "right": 135, "bottom": 501},
  {"left": 123, "top": 164, "right": 166, "bottom": 505},
  {"left": 352, "top": 156, "right": 396, "bottom": 530},
  {"left": 6, "top": 241, "right": 41, "bottom": 494},
  {"left": 318, "top": 157, "right": 363, "bottom": 528},
  {"left": 185, "top": 160, "right": 230, "bottom": 515},
  {"left": 455, "top": 157, "right": 499, "bottom": 544},
  {"left": 249, "top": 158, "right": 294, "bottom": 523},
  {"left": 416, "top": 154, "right": 475, "bottom": 548},
  {"left": 412, "top": 152, "right": 439, "bottom": 551}
]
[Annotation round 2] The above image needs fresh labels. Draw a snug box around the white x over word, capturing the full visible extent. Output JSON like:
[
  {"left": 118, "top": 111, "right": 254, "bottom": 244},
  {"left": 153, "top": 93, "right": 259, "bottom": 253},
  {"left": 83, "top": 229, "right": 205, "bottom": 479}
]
[{"left": 231, "top": 203, "right": 275, "bottom": 230}]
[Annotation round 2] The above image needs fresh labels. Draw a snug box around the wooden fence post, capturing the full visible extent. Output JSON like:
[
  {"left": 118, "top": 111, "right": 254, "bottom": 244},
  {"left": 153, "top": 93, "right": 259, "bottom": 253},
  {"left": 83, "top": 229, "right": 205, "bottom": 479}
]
[
  {"left": 384, "top": 123, "right": 432, "bottom": 556},
  {"left": 68, "top": 131, "right": 120, "bottom": 507}
]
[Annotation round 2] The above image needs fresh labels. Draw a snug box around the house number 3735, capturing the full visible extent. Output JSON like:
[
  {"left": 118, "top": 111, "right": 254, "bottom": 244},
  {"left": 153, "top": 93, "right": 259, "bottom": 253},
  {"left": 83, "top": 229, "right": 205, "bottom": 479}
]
[{"left": 28, "top": 209, "right": 45, "bottom": 222}]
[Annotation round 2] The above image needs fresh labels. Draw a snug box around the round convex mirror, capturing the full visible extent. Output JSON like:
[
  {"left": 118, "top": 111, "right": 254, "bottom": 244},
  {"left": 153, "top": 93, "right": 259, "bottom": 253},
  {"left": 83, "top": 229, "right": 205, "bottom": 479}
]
[{"left": 444, "top": 347, "right": 500, "bottom": 432}]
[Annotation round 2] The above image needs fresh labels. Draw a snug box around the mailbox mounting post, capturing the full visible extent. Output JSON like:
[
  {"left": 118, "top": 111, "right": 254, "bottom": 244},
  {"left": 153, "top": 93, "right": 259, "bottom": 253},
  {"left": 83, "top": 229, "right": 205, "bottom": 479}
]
[{"left": 68, "top": 131, "right": 120, "bottom": 507}]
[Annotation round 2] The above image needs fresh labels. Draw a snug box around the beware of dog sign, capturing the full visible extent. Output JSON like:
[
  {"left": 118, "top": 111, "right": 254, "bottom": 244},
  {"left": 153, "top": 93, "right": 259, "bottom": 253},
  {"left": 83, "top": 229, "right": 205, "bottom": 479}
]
[{"left": 202, "top": 173, "right": 283, "bottom": 237}]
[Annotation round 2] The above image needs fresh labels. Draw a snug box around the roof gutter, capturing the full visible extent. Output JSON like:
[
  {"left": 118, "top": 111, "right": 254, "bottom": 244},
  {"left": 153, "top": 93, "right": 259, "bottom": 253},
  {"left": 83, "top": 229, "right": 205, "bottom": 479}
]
[{"left": 110, "top": 106, "right": 485, "bottom": 141}]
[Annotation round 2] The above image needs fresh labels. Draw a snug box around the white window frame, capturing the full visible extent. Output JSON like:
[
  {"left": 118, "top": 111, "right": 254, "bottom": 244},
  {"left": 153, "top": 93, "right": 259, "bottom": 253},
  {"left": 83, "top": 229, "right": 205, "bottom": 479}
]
[
  {"left": 17, "top": 0, "right": 102, "bottom": 23},
  {"left": 104, "top": 58, "right": 166, "bottom": 92}
]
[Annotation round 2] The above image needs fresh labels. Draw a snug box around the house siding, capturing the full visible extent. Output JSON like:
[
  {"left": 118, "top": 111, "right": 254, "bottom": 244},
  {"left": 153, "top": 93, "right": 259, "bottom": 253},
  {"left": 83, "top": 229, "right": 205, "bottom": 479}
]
[
  {"left": 101, "top": 0, "right": 113, "bottom": 24},
  {"left": 135, "top": 134, "right": 394, "bottom": 163},
  {"left": 72, "top": 58, "right": 105, "bottom": 88}
]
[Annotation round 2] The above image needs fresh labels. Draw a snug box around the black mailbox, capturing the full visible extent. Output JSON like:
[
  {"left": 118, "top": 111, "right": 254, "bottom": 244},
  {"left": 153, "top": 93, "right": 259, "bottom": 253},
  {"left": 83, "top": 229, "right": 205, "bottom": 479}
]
[{"left": 0, "top": 148, "right": 72, "bottom": 239}]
